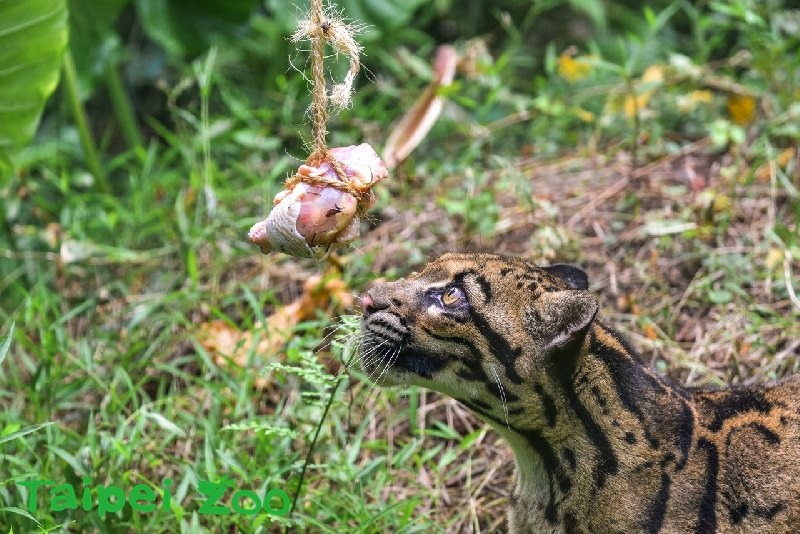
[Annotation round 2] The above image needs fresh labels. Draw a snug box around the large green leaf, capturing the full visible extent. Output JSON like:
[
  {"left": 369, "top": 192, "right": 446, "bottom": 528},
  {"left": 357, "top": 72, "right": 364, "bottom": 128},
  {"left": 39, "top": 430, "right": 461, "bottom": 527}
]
[{"left": 0, "top": 0, "right": 68, "bottom": 174}]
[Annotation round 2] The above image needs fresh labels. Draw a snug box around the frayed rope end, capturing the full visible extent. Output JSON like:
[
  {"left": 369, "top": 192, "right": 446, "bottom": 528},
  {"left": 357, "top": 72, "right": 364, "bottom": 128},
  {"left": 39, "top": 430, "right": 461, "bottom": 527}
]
[{"left": 292, "top": 6, "right": 363, "bottom": 111}]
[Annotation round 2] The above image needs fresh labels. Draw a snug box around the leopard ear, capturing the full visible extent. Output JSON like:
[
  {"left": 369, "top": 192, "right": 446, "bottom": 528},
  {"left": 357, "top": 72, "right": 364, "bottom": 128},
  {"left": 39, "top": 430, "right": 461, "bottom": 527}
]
[
  {"left": 542, "top": 264, "right": 589, "bottom": 290},
  {"left": 528, "top": 290, "right": 598, "bottom": 350}
]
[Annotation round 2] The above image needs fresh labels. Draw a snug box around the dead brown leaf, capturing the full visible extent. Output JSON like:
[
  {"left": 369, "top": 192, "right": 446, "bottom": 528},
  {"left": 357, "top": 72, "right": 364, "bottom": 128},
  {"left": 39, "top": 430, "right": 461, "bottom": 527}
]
[
  {"left": 643, "top": 323, "right": 658, "bottom": 340},
  {"left": 383, "top": 45, "right": 458, "bottom": 170},
  {"left": 755, "top": 147, "right": 795, "bottom": 182},
  {"left": 197, "top": 270, "right": 354, "bottom": 388}
]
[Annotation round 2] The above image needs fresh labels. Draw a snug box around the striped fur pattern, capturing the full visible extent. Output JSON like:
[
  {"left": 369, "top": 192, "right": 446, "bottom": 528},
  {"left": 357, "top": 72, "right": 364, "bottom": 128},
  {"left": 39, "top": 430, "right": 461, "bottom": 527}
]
[{"left": 360, "top": 253, "right": 800, "bottom": 533}]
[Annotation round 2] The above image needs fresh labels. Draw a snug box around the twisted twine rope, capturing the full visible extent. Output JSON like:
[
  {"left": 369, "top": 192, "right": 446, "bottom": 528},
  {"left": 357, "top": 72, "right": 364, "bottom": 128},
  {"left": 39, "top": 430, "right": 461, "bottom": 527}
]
[{"left": 289, "top": 0, "right": 363, "bottom": 196}]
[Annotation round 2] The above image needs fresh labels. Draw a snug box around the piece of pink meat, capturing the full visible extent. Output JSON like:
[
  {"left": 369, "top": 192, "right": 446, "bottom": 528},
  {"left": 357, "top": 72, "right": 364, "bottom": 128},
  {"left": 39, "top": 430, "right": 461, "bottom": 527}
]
[{"left": 248, "top": 143, "right": 388, "bottom": 257}]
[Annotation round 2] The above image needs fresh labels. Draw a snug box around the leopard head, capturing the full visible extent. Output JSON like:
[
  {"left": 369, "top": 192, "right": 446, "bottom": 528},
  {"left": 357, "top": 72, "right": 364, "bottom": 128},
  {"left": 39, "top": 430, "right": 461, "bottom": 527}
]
[{"left": 359, "top": 253, "right": 598, "bottom": 428}]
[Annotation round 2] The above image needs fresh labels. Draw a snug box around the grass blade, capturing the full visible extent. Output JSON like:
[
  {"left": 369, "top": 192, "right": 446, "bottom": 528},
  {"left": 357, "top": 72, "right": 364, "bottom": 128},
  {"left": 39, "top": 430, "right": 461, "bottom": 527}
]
[
  {"left": 0, "top": 422, "right": 53, "bottom": 447},
  {"left": 0, "top": 322, "right": 13, "bottom": 370}
]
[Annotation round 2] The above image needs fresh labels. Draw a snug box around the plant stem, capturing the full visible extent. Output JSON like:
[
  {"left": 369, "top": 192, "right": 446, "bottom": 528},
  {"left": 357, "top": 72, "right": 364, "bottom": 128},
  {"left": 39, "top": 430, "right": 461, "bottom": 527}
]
[
  {"left": 62, "top": 50, "right": 109, "bottom": 193},
  {"left": 288, "top": 337, "right": 356, "bottom": 528},
  {"left": 626, "top": 76, "right": 641, "bottom": 173},
  {"left": 104, "top": 59, "right": 143, "bottom": 151},
  {"left": 288, "top": 374, "right": 343, "bottom": 521}
]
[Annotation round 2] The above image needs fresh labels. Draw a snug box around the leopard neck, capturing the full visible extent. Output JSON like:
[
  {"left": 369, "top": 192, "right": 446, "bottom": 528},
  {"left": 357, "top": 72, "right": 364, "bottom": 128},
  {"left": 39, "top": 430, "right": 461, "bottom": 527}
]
[{"left": 502, "top": 321, "right": 696, "bottom": 528}]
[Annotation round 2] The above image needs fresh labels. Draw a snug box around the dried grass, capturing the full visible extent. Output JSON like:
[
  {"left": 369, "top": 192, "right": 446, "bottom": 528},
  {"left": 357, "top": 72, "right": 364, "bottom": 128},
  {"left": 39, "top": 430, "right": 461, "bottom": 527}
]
[{"left": 299, "top": 141, "right": 800, "bottom": 532}]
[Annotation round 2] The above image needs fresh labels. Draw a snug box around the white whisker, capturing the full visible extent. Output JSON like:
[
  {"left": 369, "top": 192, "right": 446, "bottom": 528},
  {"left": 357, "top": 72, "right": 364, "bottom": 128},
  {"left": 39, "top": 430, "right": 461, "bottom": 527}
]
[
  {"left": 361, "top": 343, "right": 400, "bottom": 411},
  {"left": 374, "top": 342, "right": 403, "bottom": 386},
  {"left": 490, "top": 365, "right": 511, "bottom": 430}
]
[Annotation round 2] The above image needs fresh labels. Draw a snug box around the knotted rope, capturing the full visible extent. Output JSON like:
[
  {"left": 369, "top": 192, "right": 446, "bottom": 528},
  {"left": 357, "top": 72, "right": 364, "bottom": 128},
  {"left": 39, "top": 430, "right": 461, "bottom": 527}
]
[{"left": 289, "top": 0, "right": 363, "bottom": 195}]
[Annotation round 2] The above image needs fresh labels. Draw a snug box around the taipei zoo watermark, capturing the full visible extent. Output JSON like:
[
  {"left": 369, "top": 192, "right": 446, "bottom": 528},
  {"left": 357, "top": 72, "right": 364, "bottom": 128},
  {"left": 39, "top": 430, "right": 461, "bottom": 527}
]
[{"left": 18, "top": 476, "right": 290, "bottom": 517}]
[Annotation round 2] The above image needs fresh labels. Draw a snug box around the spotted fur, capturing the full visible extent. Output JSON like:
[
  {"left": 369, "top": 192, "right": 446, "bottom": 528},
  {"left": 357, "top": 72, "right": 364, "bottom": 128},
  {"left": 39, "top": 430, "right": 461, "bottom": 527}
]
[{"left": 360, "top": 253, "right": 800, "bottom": 533}]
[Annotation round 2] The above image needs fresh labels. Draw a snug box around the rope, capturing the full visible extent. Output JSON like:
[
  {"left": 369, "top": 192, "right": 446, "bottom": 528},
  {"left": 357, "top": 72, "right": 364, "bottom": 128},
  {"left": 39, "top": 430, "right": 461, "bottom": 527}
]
[{"left": 291, "top": 0, "right": 363, "bottom": 187}]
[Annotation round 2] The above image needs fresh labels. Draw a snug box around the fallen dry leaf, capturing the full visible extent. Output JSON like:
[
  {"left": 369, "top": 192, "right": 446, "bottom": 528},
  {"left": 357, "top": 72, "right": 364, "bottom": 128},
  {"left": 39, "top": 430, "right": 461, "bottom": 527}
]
[
  {"left": 197, "top": 271, "right": 354, "bottom": 388},
  {"left": 643, "top": 323, "right": 658, "bottom": 340},
  {"left": 755, "top": 147, "right": 795, "bottom": 182},
  {"left": 383, "top": 45, "right": 458, "bottom": 170}
]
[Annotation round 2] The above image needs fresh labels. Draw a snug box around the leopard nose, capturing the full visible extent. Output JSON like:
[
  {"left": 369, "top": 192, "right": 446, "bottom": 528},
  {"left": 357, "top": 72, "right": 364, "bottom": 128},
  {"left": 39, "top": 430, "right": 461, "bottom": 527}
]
[
  {"left": 361, "top": 292, "right": 373, "bottom": 311},
  {"left": 361, "top": 291, "right": 390, "bottom": 315}
]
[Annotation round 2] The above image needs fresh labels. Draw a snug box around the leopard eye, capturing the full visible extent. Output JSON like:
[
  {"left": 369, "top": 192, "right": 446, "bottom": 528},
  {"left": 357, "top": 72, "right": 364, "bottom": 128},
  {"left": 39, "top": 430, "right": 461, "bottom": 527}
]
[{"left": 441, "top": 286, "right": 465, "bottom": 307}]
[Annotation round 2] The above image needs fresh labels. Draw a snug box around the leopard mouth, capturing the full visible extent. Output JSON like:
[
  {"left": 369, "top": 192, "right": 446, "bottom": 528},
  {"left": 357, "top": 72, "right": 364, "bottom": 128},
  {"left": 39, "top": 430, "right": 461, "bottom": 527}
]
[
  {"left": 361, "top": 343, "right": 447, "bottom": 381},
  {"left": 360, "top": 313, "right": 446, "bottom": 381},
  {"left": 359, "top": 312, "right": 406, "bottom": 380},
  {"left": 391, "top": 349, "right": 446, "bottom": 379}
]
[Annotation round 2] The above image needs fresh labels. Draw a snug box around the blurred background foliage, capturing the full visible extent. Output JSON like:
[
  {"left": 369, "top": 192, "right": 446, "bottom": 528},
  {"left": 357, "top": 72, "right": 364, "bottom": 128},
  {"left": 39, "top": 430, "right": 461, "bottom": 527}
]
[
  {"left": 6, "top": 0, "right": 799, "bottom": 171},
  {"left": 3, "top": 0, "right": 791, "bottom": 252},
  {"left": 6, "top": 0, "right": 799, "bottom": 165}
]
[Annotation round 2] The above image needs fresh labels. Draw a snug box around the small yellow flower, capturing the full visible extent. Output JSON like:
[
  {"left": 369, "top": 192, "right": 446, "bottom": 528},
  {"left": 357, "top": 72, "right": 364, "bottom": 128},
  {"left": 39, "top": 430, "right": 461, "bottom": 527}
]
[
  {"left": 642, "top": 65, "right": 665, "bottom": 84},
  {"left": 621, "top": 65, "right": 665, "bottom": 118},
  {"left": 558, "top": 52, "right": 592, "bottom": 84},
  {"left": 712, "top": 192, "right": 731, "bottom": 214},
  {"left": 677, "top": 90, "right": 714, "bottom": 112},
  {"left": 623, "top": 94, "right": 650, "bottom": 118},
  {"left": 727, "top": 94, "right": 756, "bottom": 125},
  {"left": 572, "top": 107, "right": 594, "bottom": 123},
  {"left": 765, "top": 247, "right": 785, "bottom": 271}
]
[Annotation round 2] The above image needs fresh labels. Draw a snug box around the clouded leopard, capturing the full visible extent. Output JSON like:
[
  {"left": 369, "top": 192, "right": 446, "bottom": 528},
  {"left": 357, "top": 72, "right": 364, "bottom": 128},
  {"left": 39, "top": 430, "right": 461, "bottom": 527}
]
[{"left": 359, "top": 253, "right": 800, "bottom": 533}]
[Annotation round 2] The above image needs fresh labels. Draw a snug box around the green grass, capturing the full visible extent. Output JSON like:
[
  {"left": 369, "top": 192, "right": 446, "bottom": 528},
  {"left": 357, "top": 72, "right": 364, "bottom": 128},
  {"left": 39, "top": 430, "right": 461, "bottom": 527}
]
[{"left": 1, "top": 0, "right": 799, "bottom": 531}]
